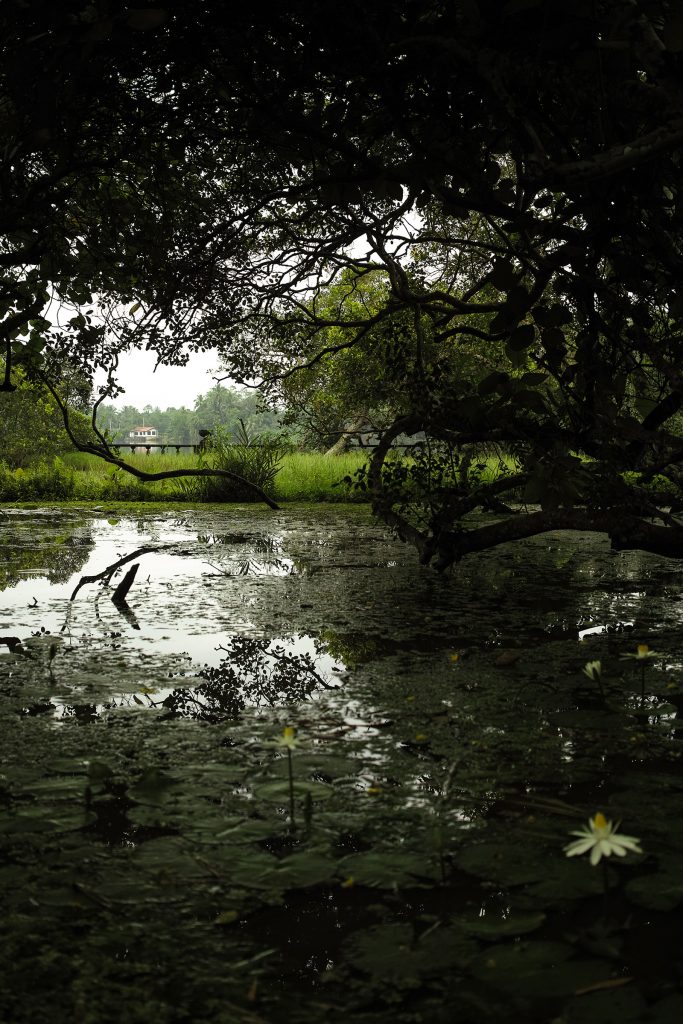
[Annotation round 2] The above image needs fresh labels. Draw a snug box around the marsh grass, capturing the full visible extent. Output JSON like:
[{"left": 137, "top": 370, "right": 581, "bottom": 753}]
[
  {"left": 273, "top": 452, "right": 369, "bottom": 501},
  {"left": 0, "top": 449, "right": 517, "bottom": 503},
  {"left": 63, "top": 450, "right": 372, "bottom": 502},
  {"left": 0, "top": 450, "right": 372, "bottom": 502}
]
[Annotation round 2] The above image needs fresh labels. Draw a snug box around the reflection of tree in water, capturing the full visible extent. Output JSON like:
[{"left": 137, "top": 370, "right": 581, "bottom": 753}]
[
  {"left": 198, "top": 532, "right": 293, "bottom": 577},
  {"left": 162, "top": 635, "right": 338, "bottom": 722},
  {"left": 0, "top": 525, "right": 94, "bottom": 590},
  {"left": 197, "top": 532, "right": 282, "bottom": 553}
]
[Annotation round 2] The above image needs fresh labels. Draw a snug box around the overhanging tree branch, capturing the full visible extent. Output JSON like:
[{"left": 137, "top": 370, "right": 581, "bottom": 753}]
[{"left": 42, "top": 374, "right": 281, "bottom": 510}]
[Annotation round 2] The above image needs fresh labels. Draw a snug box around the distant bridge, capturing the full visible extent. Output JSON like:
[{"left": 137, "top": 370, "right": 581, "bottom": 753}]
[{"left": 112, "top": 443, "right": 202, "bottom": 455}]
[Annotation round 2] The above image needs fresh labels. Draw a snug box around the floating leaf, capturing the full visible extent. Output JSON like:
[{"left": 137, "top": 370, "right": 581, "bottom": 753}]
[
  {"left": 47, "top": 758, "right": 90, "bottom": 774},
  {"left": 26, "top": 776, "right": 87, "bottom": 798},
  {"left": 48, "top": 810, "right": 98, "bottom": 833},
  {"left": 469, "top": 941, "right": 606, "bottom": 997},
  {"left": 455, "top": 841, "right": 549, "bottom": 885},
  {"left": 268, "top": 851, "right": 338, "bottom": 888},
  {"left": 338, "top": 851, "right": 438, "bottom": 888},
  {"left": 126, "top": 804, "right": 176, "bottom": 828},
  {"left": 344, "top": 923, "right": 476, "bottom": 984},
  {"left": 525, "top": 858, "right": 610, "bottom": 904},
  {"left": 214, "top": 909, "right": 240, "bottom": 926},
  {"left": 254, "top": 780, "right": 333, "bottom": 802},
  {"left": 128, "top": 768, "right": 178, "bottom": 805},
  {"left": 462, "top": 910, "right": 545, "bottom": 939},
  {"left": 647, "top": 995, "right": 683, "bottom": 1024},
  {"left": 625, "top": 872, "right": 683, "bottom": 911},
  {"left": 133, "top": 837, "right": 204, "bottom": 880},
  {"left": 0, "top": 813, "right": 57, "bottom": 835},
  {"left": 564, "top": 985, "right": 646, "bottom": 1024}
]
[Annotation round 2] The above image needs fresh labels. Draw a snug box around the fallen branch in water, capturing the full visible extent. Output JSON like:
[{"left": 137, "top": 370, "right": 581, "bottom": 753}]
[
  {"left": 70, "top": 546, "right": 168, "bottom": 600},
  {"left": 112, "top": 564, "right": 139, "bottom": 605}
]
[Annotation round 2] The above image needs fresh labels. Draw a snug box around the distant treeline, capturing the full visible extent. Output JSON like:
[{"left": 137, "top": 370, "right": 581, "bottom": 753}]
[{"left": 99, "top": 384, "right": 283, "bottom": 445}]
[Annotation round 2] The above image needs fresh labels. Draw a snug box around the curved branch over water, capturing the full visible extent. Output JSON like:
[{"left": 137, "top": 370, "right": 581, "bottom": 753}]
[{"left": 43, "top": 376, "right": 281, "bottom": 510}]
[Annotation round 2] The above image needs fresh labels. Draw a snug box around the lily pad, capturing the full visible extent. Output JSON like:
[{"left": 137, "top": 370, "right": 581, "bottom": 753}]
[
  {"left": 127, "top": 769, "right": 179, "bottom": 805},
  {"left": 649, "top": 995, "right": 683, "bottom": 1024},
  {"left": 344, "top": 922, "right": 476, "bottom": 984},
  {"left": 25, "top": 776, "right": 88, "bottom": 798},
  {"left": 462, "top": 909, "right": 546, "bottom": 939},
  {"left": 337, "top": 850, "right": 439, "bottom": 888},
  {"left": 47, "top": 810, "right": 98, "bottom": 833},
  {"left": 469, "top": 941, "right": 607, "bottom": 997},
  {"left": 455, "top": 841, "right": 548, "bottom": 886},
  {"left": 132, "top": 836, "right": 206, "bottom": 879},
  {"left": 0, "top": 813, "right": 57, "bottom": 835},
  {"left": 564, "top": 986, "right": 647, "bottom": 1024},
  {"left": 265, "top": 851, "right": 338, "bottom": 888},
  {"left": 625, "top": 872, "right": 683, "bottom": 911},
  {"left": 525, "top": 857, "right": 610, "bottom": 904},
  {"left": 254, "top": 780, "right": 334, "bottom": 802},
  {"left": 126, "top": 804, "right": 177, "bottom": 828}
]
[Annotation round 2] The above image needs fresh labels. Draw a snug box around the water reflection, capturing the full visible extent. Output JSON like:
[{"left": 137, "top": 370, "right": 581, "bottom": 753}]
[
  {"left": 2, "top": 509, "right": 683, "bottom": 718},
  {"left": 198, "top": 531, "right": 294, "bottom": 576},
  {"left": 0, "top": 518, "right": 94, "bottom": 591},
  {"left": 162, "top": 634, "right": 343, "bottom": 722}
]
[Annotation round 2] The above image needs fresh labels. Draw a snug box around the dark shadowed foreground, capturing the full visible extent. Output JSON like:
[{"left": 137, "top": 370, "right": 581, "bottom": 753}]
[{"left": 1, "top": 505, "right": 683, "bottom": 1024}]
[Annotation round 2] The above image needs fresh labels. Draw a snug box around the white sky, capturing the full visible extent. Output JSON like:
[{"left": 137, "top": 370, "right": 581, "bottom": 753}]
[{"left": 95, "top": 348, "right": 225, "bottom": 410}]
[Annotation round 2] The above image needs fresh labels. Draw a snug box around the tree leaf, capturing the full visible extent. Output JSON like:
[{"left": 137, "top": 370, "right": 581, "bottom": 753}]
[
  {"left": 508, "top": 324, "right": 536, "bottom": 351},
  {"left": 490, "top": 260, "right": 518, "bottom": 291},
  {"left": 478, "top": 371, "right": 509, "bottom": 395}
]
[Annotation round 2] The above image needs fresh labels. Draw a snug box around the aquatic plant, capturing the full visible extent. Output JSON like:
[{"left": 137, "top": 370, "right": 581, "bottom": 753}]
[
  {"left": 621, "top": 643, "right": 660, "bottom": 701},
  {"left": 275, "top": 725, "right": 299, "bottom": 829},
  {"left": 565, "top": 812, "right": 642, "bottom": 866},
  {"left": 3, "top": 507, "right": 683, "bottom": 1024},
  {"left": 582, "top": 659, "right": 605, "bottom": 700}
]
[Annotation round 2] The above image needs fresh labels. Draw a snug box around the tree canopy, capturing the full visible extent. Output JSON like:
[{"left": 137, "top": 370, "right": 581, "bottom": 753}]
[
  {"left": 98, "top": 385, "right": 280, "bottom": 447},
  {"left": 3, "top": 0, "right": 683, "bottom": 565}
]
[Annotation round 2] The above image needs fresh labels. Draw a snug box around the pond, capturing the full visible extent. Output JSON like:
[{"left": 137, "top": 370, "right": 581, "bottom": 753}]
[{"left": 1, "top": 504, "right": 683, "bottom": 1024}]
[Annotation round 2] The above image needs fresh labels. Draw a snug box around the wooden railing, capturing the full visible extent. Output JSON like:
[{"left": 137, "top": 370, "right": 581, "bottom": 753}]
[{"left": 112, "top": 443, "right": 202, "bottom": 455}]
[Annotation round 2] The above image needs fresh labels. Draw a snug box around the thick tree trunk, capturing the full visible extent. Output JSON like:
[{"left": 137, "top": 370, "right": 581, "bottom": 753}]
[
  {"left": 324, "top": 412, "right": 368, "bottom": 457},
  {"left": 366, "top": 415, "right": 683, "bottom": 572},
  {"left": 414, "top": 507, "right": 683, "bottom": 572}
]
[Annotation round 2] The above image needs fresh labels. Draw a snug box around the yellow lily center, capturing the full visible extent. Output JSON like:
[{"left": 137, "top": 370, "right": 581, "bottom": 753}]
[
  {"left": 637, "top": 644, "right": 649, "bottom": 657},
  {"left": 593, "top": 812, "right": 608, "bottom": 830},
  {"left": 283, "top": 726, "right": 296, "bottom": 741}
]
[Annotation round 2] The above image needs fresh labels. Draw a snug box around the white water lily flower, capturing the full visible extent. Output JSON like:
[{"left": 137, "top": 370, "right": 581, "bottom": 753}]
[
  {"left": 620, "top": 644, "right": 659, "bottom": 661},
  {"left": 564, "top": 812, "right": 642, "bottom": 866},
  {"left": 582, "top": 660, "right": 602, "bottom": 681},
  {"left": 275, "top": 726, "right": 299, "bottom": 749}
]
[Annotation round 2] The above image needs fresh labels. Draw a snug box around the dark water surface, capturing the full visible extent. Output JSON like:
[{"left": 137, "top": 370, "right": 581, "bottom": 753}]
[{"left": 1, "top": 505, "right": 683, "bottom": 1023}]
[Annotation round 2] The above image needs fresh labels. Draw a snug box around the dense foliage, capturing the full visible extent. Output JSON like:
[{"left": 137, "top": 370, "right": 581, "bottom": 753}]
[
  {"left": 3, "top": 1, "right": 683, "bottom": 562},
  {"left": 99, "top": 385, "right": 281, "bottom": 447}
]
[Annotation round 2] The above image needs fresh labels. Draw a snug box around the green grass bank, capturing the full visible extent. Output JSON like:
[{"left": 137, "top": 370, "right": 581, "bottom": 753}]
[{"left": 0, "top": 451, "right": 371, "bottom": 504}]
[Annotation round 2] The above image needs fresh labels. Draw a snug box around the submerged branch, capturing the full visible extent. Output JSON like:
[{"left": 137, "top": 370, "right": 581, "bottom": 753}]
[
  {"left": 111, "top": 563, "right": 139, "bottom": 605},
  {"left": 70, "top": 546, "right": 166, "bottom": 600}
]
